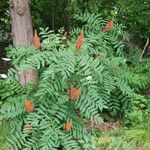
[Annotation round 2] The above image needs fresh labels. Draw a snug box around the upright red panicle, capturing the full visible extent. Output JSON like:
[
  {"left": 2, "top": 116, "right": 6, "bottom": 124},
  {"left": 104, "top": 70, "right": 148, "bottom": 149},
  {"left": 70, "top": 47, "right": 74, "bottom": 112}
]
[
  {"left": 25, "top": 100, "right": 34, "bottom": 112},
  {"left": 33, "top": 30, "right": 41, "bottom": 49},
  {"left": 103, "top": 21, "right": 114, "bottom": 32},
  {"left": 75, "top": 31, "right": 84, "bottom": 50},
  {"left": 63, "top": 121, "right": 72, "bottom": 131},
  {"left": 69, "top": 87, "right": 81, "bottom": 101}
]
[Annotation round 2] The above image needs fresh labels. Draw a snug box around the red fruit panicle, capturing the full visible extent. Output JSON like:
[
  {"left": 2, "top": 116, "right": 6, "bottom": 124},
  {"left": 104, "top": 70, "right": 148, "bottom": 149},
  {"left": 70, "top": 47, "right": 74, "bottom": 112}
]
[
  {"left": 63, "top": 121, "right": 72, "bottom": 131},
  {"left": 75, "top": 31, "right": 84, "bottom": 50},
  {"left": 69, "top": 87, "right": 81, "bottom": 101},
  {"left": 33, "top": 30, "right": 41, "bottom": 49},
  {"left": 25, "top": 100, "right": 34, "bottom": 112},
  {"left": 103, "top": 21, "right": 114, "bottom": 32}
]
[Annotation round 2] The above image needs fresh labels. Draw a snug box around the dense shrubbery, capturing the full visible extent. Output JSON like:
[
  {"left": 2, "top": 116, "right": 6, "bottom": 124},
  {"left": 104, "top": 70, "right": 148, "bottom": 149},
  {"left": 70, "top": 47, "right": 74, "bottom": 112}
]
[{"left": 0, "top": 13, "right": 150, "bottom": 150}]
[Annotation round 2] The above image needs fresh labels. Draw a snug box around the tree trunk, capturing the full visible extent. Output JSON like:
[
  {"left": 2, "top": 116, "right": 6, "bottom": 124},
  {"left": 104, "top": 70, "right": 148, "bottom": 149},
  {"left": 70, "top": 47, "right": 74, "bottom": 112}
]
[
  {"left": 10, "top": 0, "right": 33, "bottom": 46},
  {"left": 10, "top": 0, "right": 38, "bottom": 86}
]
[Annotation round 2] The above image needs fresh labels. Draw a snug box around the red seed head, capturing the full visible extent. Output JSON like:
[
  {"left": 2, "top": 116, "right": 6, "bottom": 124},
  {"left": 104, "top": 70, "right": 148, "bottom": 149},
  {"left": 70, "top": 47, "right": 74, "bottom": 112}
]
[
  {"left": 69, "top": 87, "right": 81, "bottom": 101},
  {"left": 75, "top": 31, "right": 84, "bottom": 50},
  {"left": 25, "top": 100, "right": 34, "bottom": 112},
  {"left": 33, "top": 30, "right": 41, "bottom": 49},
  {"left": 63, "top": 121, "right": 72, "bottom": 131},
  {"left": 103, "top": 21, "right": 114, "bottom": 32}
]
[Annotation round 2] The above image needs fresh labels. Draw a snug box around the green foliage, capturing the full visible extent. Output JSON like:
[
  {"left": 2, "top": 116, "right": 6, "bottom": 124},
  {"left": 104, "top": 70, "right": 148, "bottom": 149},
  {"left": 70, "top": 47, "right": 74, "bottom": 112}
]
[
  {"left": 1, "top": 13, "right": 149, "bottom": 149},
  {"left": 31, "top": 0, "right": 150, "bottom": 44},
  {"left": 0, "top": 78, "right": 25, "bottom": 107},
  {"left": 94, "top": 122, "right": 150, "bottom": 150},
  {"left": 123, "top": 45, "right": 150, "bottom": 126},
  {"left": 0, "top": 0, "right": 9, "bottom": 28},
  {"left": 117, "top": 0, "right": 150, "bottom": 42},
  {"left": 0, "top": 121, "right": 8, "bottom": 150},
  {"left": 1, "top": 0, "right": 150, "bottom": 47},
  {"left": 0, "top": 0, "right": 10, "bottom": 44}
]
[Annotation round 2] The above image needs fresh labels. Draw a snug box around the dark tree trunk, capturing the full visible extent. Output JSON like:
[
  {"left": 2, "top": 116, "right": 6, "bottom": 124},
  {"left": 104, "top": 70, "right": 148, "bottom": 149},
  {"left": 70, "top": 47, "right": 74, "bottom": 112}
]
[{"left": 10, "top": 0, "right": 38, "bottom": 86}]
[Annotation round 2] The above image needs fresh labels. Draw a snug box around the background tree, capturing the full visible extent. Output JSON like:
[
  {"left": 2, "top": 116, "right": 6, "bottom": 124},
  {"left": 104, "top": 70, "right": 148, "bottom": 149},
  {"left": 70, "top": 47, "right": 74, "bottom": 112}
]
[
  {"left": 1, "top": 0, "right": 150, "bottom": 47},
  {"left": 9, "top": 0, "right": 38, "bottom": 86},
  {"left": 10, "top": 0, "right": 33, "bottom": 46}
]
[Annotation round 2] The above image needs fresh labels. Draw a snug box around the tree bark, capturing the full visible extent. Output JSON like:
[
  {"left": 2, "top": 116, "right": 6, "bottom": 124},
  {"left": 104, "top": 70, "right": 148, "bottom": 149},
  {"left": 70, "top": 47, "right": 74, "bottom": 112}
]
[
  {"left": 10, "top": 0, "right": 33, "bottom": 46},
  {"left": 10, "top": 0, "right": 38, "bottom": 86}
]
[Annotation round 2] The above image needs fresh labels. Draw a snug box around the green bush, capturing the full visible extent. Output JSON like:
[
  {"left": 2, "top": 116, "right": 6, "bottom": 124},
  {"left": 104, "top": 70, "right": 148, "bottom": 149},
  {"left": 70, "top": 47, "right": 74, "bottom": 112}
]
[{"left": 0, "top": 13, "right": 149, "bottom": 150}]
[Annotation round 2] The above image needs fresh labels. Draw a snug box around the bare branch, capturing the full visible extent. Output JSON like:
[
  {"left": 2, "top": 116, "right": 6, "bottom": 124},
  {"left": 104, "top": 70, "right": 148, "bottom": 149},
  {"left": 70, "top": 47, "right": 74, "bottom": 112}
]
[{"left": 139, "top": 37, "right": 149, "bottom": 61}]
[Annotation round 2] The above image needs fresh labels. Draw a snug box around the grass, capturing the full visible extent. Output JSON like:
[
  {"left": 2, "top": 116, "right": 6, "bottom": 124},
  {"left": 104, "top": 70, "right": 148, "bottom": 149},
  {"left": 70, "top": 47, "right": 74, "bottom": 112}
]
[{"left": 93, "top": 127, "right": 150, "bottom": 150}]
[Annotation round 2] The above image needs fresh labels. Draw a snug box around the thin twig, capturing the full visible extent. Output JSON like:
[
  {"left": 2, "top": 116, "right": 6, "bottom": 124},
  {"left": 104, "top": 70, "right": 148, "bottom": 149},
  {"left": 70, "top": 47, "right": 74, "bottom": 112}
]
[{"left": 139, "top": 37, "right": 149, "bottom": 61}]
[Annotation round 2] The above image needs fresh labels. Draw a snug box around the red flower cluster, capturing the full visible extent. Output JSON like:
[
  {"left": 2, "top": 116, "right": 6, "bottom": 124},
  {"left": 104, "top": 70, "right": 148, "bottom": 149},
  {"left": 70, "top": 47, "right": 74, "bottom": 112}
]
[
  {"left": 75, "top": 31, "right": 84, "bottom": 50},
  {"left": 63, "top": 121, "right": 72, "bottom": 131},
  {"left": 33, "top": 30, "right": 41, "bottom": 49},
  {"left": 25, "top": 100, "right": 34, "bottom": 112},
  {"left": 103, "top": 21, "right": 114, "bottom": 32},
  {"left": 69, "top": 87, "right": 81, "bottom": 101}
]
